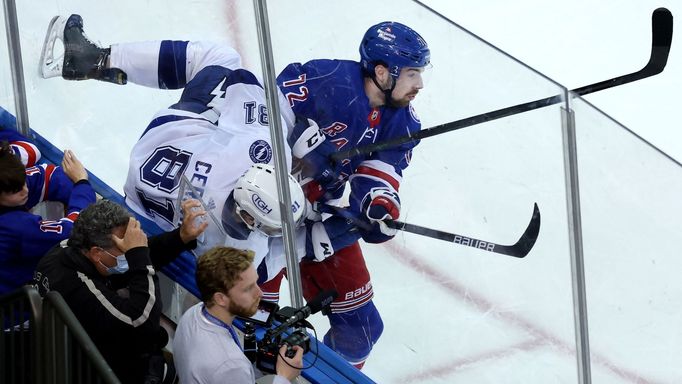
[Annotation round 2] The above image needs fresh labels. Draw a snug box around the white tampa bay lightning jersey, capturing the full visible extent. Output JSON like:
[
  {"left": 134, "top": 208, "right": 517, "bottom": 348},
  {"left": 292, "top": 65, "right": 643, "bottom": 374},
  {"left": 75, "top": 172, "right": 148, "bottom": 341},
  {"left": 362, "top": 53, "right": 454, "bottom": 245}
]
[{"left": 117, "top": 40, "right": 293, "bottom": 274}]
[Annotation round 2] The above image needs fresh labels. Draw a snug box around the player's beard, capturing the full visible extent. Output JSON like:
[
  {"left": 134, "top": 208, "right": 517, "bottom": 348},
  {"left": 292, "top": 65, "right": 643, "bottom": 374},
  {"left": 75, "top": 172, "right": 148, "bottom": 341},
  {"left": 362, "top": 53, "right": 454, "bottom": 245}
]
[
  {"left": 390, "top": 90, "right": 418, "bottom": 108},
  {"left": 229, "top": 297, "right": 261, "bottom": 318},
  {"left": 390, "top": 97, "right": 410, "bottom": 108}
]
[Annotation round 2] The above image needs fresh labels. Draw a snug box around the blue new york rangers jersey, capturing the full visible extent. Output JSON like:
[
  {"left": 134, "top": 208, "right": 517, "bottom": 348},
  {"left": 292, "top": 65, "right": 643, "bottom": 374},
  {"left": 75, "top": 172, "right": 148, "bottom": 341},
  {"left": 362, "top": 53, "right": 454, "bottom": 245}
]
[
  {"left": 277, "top": 59, "right": 421, "bottom": 211},
  {"left": 0, "top": 164, "right": 95, "bottom": 294},
  {"left": 0, "top": 127, "right": 41, "bottom": 167}
]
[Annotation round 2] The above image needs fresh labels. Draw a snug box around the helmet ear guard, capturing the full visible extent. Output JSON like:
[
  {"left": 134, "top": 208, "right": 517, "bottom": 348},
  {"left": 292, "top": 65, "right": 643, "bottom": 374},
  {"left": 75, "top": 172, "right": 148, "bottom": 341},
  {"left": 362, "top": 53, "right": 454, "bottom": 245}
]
[{"left": 228, "top": 163, "right": 306, "bottom": 238}]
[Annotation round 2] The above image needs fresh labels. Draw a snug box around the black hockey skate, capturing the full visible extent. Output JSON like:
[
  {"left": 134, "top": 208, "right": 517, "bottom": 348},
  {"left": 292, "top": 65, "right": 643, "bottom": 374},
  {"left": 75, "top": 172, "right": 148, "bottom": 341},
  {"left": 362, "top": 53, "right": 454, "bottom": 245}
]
[{"left": 39, "top": 14, "right": 127, "bottom": 85}]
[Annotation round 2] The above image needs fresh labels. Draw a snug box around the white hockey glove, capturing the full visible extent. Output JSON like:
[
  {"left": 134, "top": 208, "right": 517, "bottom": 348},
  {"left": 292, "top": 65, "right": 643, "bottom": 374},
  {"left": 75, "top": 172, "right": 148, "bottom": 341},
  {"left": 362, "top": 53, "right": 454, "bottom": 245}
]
[
  {"left": 290, "top": 118, "right": 326, "bottom": 158},
  {"left": 310, "top": 221, "right": 334, "bottom": 262},
  {"left": 306, "top": 216, "right": 360, "bottom": 262},
  {"left": 288, "top": 117, "right": 340, "bottom": 190}
]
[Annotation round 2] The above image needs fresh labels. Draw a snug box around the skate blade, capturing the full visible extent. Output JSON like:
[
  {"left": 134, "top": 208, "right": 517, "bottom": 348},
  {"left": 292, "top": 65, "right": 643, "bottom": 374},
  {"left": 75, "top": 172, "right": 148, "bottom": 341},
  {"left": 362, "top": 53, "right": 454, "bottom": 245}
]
[{"left": 38, "top": 15, "right": 68, "bottom": 79}]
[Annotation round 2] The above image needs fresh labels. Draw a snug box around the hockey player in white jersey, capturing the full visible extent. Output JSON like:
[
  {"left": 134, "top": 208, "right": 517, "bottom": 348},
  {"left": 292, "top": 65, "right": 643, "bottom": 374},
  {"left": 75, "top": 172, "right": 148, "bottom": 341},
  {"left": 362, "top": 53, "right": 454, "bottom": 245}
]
[{"left": 39, "top": 14, "right": 306, "bottom": 284}]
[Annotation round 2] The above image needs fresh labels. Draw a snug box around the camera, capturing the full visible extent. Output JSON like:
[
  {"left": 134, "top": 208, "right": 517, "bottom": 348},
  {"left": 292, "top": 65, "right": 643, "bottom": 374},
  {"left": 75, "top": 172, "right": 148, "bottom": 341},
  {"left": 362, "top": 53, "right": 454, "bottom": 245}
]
[
  {"left": 240, "top": 303, "right": 311, "bottom": 374},
  {"left": 239, "top": 290, "right": 337, "bottom": 374}
]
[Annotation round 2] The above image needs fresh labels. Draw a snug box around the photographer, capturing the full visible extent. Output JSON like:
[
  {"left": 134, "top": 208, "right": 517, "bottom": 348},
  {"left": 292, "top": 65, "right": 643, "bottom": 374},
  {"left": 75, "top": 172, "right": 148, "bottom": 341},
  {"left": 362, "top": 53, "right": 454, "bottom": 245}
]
[{"left": 174, "top": 247, "right": 303, "bottom": 383}]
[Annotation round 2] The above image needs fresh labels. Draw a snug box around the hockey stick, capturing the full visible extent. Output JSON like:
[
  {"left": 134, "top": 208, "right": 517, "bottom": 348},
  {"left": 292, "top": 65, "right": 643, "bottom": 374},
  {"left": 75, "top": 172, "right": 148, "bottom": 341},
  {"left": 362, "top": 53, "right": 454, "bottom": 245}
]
[
  {"left": 320, "top": 202, "right": 541, "bottom": 258},
  {"left": 331, "top": 7, "right": 673, "bottom": 162}
]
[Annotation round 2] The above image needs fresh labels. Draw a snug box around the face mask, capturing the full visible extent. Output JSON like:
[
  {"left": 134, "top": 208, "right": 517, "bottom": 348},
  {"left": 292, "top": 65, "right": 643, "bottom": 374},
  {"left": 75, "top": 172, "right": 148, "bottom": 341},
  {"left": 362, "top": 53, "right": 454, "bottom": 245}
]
[{"left": 99, "top": 248, "right": 129, "bottom": 275}]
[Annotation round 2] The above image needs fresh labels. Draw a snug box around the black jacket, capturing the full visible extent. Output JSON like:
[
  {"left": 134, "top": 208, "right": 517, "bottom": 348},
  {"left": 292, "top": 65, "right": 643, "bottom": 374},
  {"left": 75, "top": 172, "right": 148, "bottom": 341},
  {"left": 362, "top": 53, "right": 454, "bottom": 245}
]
[{"left": 34, "top": 228, "right": 195, "bottom": 384}]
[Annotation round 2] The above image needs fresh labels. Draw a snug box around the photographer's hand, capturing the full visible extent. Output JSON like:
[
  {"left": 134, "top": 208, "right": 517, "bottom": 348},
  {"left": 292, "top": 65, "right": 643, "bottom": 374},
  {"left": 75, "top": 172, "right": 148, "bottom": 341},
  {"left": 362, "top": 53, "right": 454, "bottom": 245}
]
[{"left": 276, "top": 345, "right": 303, "bottom": 381}]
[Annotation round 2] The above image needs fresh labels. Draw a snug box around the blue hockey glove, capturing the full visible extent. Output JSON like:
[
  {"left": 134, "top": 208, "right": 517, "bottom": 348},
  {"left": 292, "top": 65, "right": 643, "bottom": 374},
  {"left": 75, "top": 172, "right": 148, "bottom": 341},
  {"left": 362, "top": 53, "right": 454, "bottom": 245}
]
[
  {"left": 360, "top": 188, "right": 400, "bottom": 242},
  {"left": 289, "top": 117, "right": 339, "bottom": 189}
]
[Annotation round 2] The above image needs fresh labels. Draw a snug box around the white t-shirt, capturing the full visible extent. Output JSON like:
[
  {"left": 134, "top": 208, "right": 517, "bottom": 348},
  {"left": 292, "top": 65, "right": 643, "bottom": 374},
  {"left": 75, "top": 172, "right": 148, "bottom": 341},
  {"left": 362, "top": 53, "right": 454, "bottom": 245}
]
[{"left": 173, "top": 303, "right": 291, "bottom": 384}]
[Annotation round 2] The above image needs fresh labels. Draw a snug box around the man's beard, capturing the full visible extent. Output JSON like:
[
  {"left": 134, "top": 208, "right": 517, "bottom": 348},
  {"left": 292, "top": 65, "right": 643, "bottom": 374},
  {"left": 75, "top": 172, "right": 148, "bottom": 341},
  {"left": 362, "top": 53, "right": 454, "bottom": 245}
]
[
  {"left": 229, "top": 298, "right": 260, "bottom": 318},
  {"left": 388, "top": 90, "right": 417, "bottom": 108},
  {"left": 390, "top": 97, "right": 411, "bottom": 108}
]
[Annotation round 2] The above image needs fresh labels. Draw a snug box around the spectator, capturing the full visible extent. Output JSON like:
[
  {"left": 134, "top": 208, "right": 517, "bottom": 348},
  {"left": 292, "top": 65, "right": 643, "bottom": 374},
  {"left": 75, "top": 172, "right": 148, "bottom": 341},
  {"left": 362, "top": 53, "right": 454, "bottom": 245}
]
[
  {"left": 0, "top": 139, "right": 95, "bottom": 295},
  {"left": 34, "top": 199, "right": 207, "bottom": 384},
  {"left": 173, "top": 246, "right": 303, "bottom": 384}
]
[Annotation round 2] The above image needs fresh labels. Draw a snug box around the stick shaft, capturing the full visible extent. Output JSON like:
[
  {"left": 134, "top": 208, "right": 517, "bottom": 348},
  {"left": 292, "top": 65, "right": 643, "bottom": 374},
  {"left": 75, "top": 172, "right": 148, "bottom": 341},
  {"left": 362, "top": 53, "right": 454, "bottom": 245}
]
[{"left": 331, "top": 8, "right": 672, "bottom": 162}]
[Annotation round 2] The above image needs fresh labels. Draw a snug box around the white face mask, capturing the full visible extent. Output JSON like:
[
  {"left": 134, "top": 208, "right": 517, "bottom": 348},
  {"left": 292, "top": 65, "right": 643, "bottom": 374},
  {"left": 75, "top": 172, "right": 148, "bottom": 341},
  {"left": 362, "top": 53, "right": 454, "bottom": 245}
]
[{"left": 98, "top": 248, "right": 129, "bottom": 275}]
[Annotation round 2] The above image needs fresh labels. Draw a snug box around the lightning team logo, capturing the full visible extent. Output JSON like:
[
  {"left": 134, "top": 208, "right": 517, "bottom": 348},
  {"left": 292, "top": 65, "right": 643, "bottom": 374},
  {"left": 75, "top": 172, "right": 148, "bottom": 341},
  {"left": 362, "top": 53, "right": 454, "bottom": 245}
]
[{"left": 249, "top": 140, "right": 272, "bottom": 163}]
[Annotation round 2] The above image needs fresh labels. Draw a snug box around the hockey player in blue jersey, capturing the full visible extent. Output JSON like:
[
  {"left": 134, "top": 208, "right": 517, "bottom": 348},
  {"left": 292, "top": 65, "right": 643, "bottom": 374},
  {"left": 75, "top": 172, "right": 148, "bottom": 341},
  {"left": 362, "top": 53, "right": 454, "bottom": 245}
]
[
  {"left": 0, "top": 137, "right": 96, "bottom": 295},
  {"left": 273, "top": 22, "right": 430, "bottom": 368}
]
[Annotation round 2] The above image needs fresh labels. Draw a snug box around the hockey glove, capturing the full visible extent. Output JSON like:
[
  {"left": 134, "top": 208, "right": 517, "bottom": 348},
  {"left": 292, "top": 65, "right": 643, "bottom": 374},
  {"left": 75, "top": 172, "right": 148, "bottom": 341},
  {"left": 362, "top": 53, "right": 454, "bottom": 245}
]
[
  {"left": 360, "top": 188, "right": 400, "bottom": 242},
  {"left": 306, "top": 216, "right": 361, "bottom": 262},
  {"left": 289, "top": 117, "right": 339, "bottom": 190}
]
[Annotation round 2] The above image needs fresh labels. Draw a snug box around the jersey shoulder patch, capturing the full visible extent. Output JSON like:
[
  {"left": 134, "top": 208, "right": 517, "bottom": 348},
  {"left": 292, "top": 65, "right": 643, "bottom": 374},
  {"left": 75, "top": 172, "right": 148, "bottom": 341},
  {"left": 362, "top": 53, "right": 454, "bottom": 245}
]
[{"left": 249, "top": 140, "right": 272, "bottom": 163}]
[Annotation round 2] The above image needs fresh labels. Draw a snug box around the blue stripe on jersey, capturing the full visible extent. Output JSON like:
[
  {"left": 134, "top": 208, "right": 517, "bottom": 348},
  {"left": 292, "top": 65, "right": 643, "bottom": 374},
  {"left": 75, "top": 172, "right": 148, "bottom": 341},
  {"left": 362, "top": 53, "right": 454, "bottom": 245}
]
[
  {"left": 158, "top": 40, "right": 189, "bottom": 90},
  {"left": 139, "top": 114, "right": 211, "bottom": 139},
  {"left": 224, "top": 68, "right": 263, "bottom": 89},
  {"left": 169, "top": 67, "right": 263, "bottom": 117}
]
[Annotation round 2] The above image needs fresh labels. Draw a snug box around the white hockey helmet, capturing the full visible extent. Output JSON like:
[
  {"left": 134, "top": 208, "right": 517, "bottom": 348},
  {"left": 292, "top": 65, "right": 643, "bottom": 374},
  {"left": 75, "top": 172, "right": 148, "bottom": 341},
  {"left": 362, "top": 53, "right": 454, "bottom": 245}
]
[{"left": 232, "top": 163, "right": 306, "bottom": 237}]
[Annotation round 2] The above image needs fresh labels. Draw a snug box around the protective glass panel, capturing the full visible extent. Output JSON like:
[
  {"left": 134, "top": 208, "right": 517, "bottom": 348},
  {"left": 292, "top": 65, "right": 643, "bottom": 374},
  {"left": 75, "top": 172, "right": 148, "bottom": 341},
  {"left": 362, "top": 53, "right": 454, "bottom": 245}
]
[
  {"left": 573, "top": 96, "right": 682, "bottom": 383},
  {"left": 0, "top": 5, "right": 17, "bottom": 118},
  {"left": 13, "top": 1, "right": 261, "bottom": 195},
  {"left": 175, "top": 175, "right": 227, "bottom": 255},
  {"left": 10, "top": 0, "right": 280, "bottom": 288},
  {"left": 267, "top": 1, "right": 577, "bottom": 382}
]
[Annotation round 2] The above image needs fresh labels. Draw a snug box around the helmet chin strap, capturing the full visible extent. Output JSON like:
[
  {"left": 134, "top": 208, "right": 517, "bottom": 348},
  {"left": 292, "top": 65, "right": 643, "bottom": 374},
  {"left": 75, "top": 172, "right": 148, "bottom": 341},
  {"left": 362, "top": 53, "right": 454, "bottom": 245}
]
[{"left": 371, "top": 74, "right": 398, "bottom": 108}]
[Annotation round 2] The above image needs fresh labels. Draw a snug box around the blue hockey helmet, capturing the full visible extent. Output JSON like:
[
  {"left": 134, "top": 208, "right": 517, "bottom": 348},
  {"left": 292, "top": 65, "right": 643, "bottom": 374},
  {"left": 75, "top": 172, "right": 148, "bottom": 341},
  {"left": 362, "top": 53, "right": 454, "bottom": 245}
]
[{"left": 360, "top": 21, "right": 430, "bottom": 78}]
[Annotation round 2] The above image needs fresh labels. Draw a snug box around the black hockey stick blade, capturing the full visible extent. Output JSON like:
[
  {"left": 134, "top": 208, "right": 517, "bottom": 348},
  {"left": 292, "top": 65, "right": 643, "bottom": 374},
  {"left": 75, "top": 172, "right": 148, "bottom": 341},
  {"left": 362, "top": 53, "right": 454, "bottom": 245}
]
[
  {"left": 319, "top": 203, "right": 540, "bottom": 257},
  {"left": 330, "top": 8, "right": 673, "bottom": 162},
  {"left": 386, "top": 203, "right": 541, "bottom": 258},
  {"left": 572, "top": 7, "right": 672, "bottom": 96}
]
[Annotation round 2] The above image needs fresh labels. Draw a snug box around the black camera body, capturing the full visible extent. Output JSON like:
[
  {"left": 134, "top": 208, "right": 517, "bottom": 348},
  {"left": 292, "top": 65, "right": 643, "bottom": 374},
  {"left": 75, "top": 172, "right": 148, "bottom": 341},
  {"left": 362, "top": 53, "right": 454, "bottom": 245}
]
[
  {"left": 240, "top": 290, "right": 337, "bottom": 374},
  {"left": 240, "top": 303, "right": 311, "bottom": 374},
  {"left": 255, "top": 327, "right": 310, "bottom": 373}
]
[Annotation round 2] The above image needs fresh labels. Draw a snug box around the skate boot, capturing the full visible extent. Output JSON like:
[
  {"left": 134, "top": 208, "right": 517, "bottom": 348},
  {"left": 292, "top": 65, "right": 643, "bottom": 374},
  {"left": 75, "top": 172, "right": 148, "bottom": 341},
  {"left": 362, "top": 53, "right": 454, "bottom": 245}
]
[{"left": 39, "top": 14, "right": 126, "bottom": 85}]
